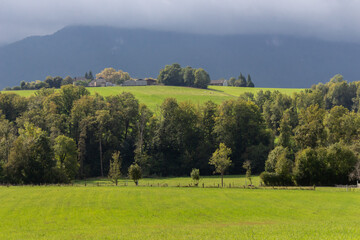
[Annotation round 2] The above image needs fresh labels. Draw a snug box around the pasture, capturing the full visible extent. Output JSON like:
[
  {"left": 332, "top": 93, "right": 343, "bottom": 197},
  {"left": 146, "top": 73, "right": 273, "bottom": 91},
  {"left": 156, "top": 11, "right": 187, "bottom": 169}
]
[
  {"left": 0, "top": 176, "right": 359, "bottom": 240},
  {"left": 2, "top": 86, "right": 303, "bottom": 111}
]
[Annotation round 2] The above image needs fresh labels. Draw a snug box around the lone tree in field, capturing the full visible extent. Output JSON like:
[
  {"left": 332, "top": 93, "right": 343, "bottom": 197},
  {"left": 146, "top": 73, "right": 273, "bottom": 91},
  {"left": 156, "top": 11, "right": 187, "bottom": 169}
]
[
  {"left": 190, "top": 168, "right": 200, "bottom": 186},
  {"left": 108, "top": 151, "right": 122, "bottom": 186},
  {"left": 128, "top": 163, "right": 142, "bottom": 186},
  {"left": 209, "top": 143, "right": 232, "bottom": 187},
  {"left": 243, "top": 160, "right": 252, "bottom": 185}
]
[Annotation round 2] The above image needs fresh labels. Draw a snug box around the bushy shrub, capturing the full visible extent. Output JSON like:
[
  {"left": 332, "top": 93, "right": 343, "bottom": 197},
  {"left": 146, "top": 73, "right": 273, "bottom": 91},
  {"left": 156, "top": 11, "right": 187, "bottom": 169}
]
[
  {"left": 190, "top": 168, "right": 200, "bottom": 186},
  {"left": 128, "top": 163, "right": 142, "bottom": 186},
  {"left": 260, "top": 172, "right": 293, "bottom": 186}
]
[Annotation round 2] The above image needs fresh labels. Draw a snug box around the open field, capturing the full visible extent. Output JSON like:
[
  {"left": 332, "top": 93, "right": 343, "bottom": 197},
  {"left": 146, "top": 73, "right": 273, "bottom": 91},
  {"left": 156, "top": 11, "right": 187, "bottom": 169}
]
[
  {"left": 2, "top": 86, "right": 304, "bottom": 110},
  {"left": 0, "top": 184, "right": 359, "bottom": 240}
]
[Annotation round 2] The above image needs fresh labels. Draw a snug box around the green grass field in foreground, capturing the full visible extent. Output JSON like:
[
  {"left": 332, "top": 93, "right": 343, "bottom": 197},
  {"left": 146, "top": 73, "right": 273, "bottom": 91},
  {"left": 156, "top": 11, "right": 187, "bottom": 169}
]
[
  {"left": 2, "top": 86, "right": 303, "bottom": 111},
  {"left": 0, "top": 177, "right": 359, "bottom": 240}
]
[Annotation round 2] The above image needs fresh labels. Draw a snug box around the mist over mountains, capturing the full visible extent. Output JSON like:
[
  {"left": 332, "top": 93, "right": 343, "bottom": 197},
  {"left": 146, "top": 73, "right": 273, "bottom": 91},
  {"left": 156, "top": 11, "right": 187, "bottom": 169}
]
[{"left": 1, "top": 25, "right": 360, "bottom": 89}]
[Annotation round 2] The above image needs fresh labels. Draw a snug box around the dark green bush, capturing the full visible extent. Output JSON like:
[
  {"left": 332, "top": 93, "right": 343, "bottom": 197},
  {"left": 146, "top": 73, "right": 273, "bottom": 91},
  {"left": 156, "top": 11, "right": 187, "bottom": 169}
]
[{"left": 260, "top": 172, "right": 293, "bottom": 186}]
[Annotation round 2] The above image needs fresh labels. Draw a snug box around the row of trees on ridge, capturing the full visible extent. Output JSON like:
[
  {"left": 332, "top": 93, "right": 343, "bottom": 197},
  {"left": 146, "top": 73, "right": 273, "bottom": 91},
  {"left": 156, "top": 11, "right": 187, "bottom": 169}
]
[{"left": 158, "top": 63, "right": 211, "bottom": 89}]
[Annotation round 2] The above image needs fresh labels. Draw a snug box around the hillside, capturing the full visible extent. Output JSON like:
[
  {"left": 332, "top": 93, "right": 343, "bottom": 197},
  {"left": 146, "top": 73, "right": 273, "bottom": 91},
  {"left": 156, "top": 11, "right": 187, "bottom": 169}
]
[
  {"left": 1, "top": 26, "right": 360, "bottom": 89},
  {"left": 2, "top": 86, "right": 303, "bottom": 110}
]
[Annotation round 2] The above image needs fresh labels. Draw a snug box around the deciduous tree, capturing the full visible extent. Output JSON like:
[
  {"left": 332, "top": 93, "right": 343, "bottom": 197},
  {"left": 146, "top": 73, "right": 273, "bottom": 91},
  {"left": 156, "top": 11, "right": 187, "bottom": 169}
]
[
  {"left": 209, "top": 143, "right": 232, "bottom": 187},
  {"left": 109, "top": 151, "right": 122, "bottom": 186},
  {"left": 190, "top": 168, "right": 200, "bottom": 186},
  {"left": 128, "top": 163, "right": 142, "bottom": 186},
  {"left": 54, "top": 135, "right": 78, "bottom": 182},
  {"left": 96, "top": 68, "right": 130, "bottom": 84}
]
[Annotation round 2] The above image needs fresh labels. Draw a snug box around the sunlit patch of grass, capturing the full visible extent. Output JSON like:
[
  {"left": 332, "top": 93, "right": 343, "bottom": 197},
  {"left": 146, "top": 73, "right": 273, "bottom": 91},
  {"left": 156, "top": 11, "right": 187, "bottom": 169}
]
[
  {"left": 0, "top": 180, "right": 358, "bottom": 239},
  {"left": 2, "top": 86, "right": 303, "bottom": 111}
]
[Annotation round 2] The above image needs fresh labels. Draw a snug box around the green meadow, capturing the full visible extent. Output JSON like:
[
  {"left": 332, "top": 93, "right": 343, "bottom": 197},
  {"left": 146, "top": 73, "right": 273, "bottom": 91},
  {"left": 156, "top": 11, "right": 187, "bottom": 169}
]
[
  {"left": 2, "top": 86, "right": 303, "bottom": 110},
  {"left": 0, "top": 181, "right": 358, "bottom": 240}
]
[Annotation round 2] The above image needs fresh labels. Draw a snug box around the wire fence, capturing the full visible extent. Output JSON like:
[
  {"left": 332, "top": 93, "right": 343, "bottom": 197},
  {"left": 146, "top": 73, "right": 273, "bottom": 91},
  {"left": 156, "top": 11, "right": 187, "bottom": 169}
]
[{"left": 1, "top": 180, "right": 359, "bottom": 192}]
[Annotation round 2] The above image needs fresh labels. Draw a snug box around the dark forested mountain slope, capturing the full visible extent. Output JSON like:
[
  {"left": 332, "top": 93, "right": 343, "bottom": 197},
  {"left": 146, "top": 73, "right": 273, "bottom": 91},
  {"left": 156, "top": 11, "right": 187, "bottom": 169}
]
[{"left": 1, "top": 25, "right": 360, "bottom": 88}]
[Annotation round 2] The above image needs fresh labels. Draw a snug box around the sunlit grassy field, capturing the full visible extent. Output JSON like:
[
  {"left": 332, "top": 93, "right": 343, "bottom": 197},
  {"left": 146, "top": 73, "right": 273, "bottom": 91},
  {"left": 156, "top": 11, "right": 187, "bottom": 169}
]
[
  {"left": 0, "top": 182, "right": 359, "bottom": 240},
  {"left": 2, "top": 86, "right": 303, "bottom": 111}
]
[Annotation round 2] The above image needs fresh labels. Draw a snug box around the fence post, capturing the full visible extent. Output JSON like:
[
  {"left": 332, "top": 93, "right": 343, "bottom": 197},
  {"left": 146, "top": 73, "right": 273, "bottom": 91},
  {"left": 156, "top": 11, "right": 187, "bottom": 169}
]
[{"left": 202, "top": 183, "right": 204, "bottom": 188}]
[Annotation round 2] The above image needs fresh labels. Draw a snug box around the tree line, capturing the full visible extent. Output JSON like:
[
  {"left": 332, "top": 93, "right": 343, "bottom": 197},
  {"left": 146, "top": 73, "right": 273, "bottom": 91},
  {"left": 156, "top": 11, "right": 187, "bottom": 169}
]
[
  {"left": 5, "top": 63, "right": 212, "bottom": 90},
  {"left": 0, "top": 84, "right": 271, "bottom": 184},
  {"left": 0, "top": 74, "right": 359, "bottom": 185},
  {"left": 4, "top": 76, "right": 75, "bottom": 91},
  {"left": 227, "top": 73, "right": 254, "bottom": 87},
  {"left": 6, "top": 64, "right": 254, "bottom": 91},
  {"left": 4, "top": 68, "right": 129, "bottom": 90},
  {"left": 256, "top": 74, "right": 360, "bottom": 185},
  {"left": 158, "top": 64, "right": 210, "bottom": 89}
]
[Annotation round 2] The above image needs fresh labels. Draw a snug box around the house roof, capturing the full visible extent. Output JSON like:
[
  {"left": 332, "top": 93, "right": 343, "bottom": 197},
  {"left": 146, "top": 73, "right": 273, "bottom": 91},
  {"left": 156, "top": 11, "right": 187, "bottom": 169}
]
[
  {"left": 145, "top": 78, "right": 157, "bottom": 82},
  {"left": 210, "top": 79, "right": 226, "bottom": 84},
  {"left": 96, "top": 78, "right": 106, "bottom": 83}
]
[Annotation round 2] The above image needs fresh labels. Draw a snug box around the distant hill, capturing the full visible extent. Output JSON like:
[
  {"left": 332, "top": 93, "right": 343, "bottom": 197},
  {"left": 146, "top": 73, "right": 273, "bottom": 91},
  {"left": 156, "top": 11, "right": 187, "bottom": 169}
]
[{"left": 1, "top": 26, "right": 360, "bottom": 89}]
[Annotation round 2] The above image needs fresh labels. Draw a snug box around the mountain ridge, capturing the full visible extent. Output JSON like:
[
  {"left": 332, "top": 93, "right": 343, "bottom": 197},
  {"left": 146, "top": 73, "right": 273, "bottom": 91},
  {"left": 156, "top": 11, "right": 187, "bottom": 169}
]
[{"left": 1, "top": 25, "right": 360, "bottom": 89}]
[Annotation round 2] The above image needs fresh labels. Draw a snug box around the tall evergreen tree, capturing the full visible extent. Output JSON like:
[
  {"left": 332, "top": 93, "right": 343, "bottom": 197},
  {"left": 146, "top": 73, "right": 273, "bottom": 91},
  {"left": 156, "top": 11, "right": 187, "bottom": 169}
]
[
  {"left": 238, "top": 73, "right": 246, "bottom": 87},
  {"left": 247, "top": 74, "right": 254, "bottom": 87},
  {"left": 88, "top": 71, "right": 94, "bottom": 80}
]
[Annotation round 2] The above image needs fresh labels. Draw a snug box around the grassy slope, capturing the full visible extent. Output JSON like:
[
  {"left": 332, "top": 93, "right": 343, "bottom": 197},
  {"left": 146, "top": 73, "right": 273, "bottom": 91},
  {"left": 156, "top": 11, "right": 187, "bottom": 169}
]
[
  {"left": 2, "top": 86, "right": 303, "bottom": 111},
  {"left": 0, "top": 185, "right": 359, "bottom": 240}
]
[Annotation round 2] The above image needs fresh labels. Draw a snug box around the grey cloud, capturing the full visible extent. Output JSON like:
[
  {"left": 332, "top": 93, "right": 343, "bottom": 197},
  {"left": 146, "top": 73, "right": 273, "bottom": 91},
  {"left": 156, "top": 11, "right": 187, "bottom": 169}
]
[{"left": 1, "top": 0, "right": 360, "bottom": 45}]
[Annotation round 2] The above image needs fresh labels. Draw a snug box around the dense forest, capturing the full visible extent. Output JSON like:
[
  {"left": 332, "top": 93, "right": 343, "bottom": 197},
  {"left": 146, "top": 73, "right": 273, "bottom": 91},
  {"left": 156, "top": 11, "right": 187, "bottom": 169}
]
[{"left": 0, "top": 74, "right": 359, "bottom": 185}]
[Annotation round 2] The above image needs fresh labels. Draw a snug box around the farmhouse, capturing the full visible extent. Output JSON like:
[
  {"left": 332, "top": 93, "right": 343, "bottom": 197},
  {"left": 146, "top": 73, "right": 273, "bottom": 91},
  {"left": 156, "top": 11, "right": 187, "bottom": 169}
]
[
  {"left": 122, "top": 80, "right": 136, "bottom": 86},
  {"left": 122, "top": 79, "right": 147, "bottom": 86},
  {"left": 89, "top": 77, "right": 107, "bottom": 87},
  {"left": 210, "top": 79, "right": 228, "bottom": 86},
  {"left": 145, "top": 78, "right": 157, "bottom": 85},
  {"left": 135, "top": 79, "right": 147, "bottom": 86}
]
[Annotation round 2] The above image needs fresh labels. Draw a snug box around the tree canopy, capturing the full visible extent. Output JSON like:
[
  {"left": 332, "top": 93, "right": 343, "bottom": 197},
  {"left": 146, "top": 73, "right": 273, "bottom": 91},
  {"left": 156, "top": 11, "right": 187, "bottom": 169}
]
[
  {"left": 0, "top": 74, "right": 359, "bottom": 187},
  {"left": 158, "top": 64, "right": 210, "bottom": 89}
]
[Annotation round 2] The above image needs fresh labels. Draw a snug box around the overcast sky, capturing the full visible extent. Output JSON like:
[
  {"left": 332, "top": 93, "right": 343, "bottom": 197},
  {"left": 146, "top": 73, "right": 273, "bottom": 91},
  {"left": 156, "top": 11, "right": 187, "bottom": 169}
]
[{"left": 0, "top": 0, "right": 359, "bottom": 45}]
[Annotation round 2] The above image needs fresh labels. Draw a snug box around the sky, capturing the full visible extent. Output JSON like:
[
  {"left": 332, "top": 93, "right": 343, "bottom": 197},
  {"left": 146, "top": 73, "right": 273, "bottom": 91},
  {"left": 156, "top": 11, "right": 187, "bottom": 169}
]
[{"left": 0, "top": 0, "right": 360, "bottom": 45}]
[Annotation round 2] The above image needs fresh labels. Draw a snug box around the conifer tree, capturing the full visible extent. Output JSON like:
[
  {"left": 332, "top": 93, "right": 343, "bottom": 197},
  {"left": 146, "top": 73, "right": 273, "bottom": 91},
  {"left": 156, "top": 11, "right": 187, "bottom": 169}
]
[
  {"left": 247, "top": 74, "right": 255, "bottom": 87},
  {"left": 88, "top": 71, "right": 94, "bottom": 80}
]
